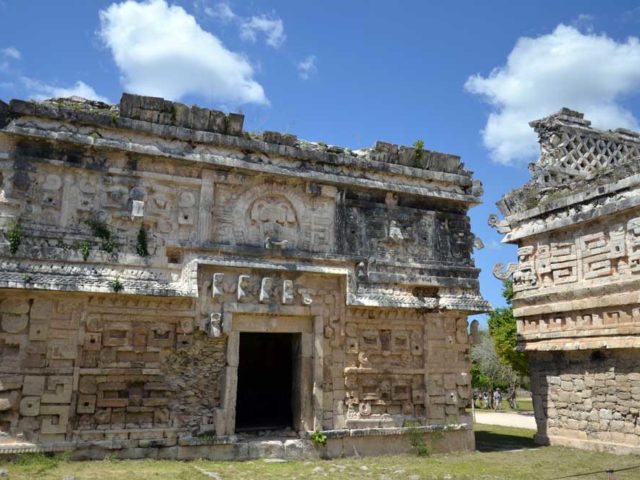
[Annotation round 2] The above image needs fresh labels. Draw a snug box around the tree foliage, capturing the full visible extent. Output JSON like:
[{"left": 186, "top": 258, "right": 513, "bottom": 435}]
[
  {"left": 487, "top": 280, "right": 529, "bottom": 377},
  {"left": 471, "top": 331, "right": 518, "bottom": 390}
]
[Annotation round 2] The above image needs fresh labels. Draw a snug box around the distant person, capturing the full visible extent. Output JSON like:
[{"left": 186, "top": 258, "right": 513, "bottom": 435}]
[
  {"left": 493, "top": 388, "right": 502, "bottom": 411},
  {"left": 482, "top": 391, "right": 489, "bottom": 409},
  {"left": 508, "top": 387, "right": 517, "bottom": 409}
]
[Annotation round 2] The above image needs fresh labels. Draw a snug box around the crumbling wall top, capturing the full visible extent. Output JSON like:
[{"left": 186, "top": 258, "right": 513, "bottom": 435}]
[
  {"left": 496, "top": 108, "right": 640, "bottom": 228},
  {"left": 0, "top": 93, "right": 476, "bottom": 193}
]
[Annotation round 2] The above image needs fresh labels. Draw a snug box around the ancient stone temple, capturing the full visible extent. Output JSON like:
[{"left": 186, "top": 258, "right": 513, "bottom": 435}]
[
  {"left": 492, "top": 108, "right": 640, "bottom": 454},
  {"left": 0, "top": 93, "right": 488, "bottom": 459}
]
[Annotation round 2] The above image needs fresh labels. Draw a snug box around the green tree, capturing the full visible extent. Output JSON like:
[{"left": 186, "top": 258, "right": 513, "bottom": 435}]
[
  {"left": 487, "top": 280, "right": 529, "bottom": 377},
  {"left": 471, "top": 332, "right": 518, "bottom": 390}
]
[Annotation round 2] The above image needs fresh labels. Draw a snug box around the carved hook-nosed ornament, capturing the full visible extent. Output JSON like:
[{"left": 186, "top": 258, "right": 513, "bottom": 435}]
[
  {"left": 493, "top": 262, "right": 518, "bottom": 280},
  {"left": 488, "top": 214, "right": 512, "bottom": 234},
  {"left": 265, "top": 237, "right": 289, "bottom": 250}
]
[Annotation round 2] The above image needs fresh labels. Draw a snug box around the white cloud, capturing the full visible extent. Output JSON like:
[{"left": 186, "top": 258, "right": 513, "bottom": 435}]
[
  {"left": 205, "top": 1, "right": 235, "bottom": 22},
  {"left": 572, "top": 13, "right": 595, "bottom": 33},
  {"left": 2, "top": 47, "right": 21, "bottom": 60},
  {"left": 99, "top": 0, "right": 267, "bottom": 105},
  {"left": 202, "top": 2, "right": 285, "bottom": 49},
  {"left": 1, "top": 46, "right": 21, "bottom": 73},
  {"left": 297, "top": 55, "right": 317, "bottom": 80},
  {"left": 21, "top": 78, "right": 110, "bottom": 103},
  {"left": 239, "top": 15, "right": 285, "bottom": 48},
  {"left": 465, "top": 25, "right": 640, "bottom": 165},
  {"left": 0, "top": 48, "right": 107, "bottom": 102}
]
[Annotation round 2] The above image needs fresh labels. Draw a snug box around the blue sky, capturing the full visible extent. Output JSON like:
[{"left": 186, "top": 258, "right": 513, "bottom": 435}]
[{"left": 3, "top": 0, "right": 640, "bottom": 323}]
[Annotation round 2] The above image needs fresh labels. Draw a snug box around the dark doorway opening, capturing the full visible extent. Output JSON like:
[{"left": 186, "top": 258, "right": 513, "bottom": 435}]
[{"left": 235, "top": 332, "right": 297, "bottom": 432}]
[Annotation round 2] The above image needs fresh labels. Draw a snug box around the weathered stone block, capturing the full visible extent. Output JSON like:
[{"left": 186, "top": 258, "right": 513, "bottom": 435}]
[
  {"left": 40, "top": 404, "right": 70, "bottom": 434},
  {"left": 41, "top": 376, "right": 73, "bottom": 404},
  {"left": 19, "top": 396, "right": 40, "bottom": 416},
  {"left": 0, "top": 375, "right": 23, "bottom": 391},
  {"left": 77, "top": 394, "right": 96, "bottom": 414}
]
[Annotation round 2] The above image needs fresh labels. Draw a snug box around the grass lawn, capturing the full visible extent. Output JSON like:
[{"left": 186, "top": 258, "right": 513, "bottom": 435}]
[
  {"left": 471, "top": 397, "right": 534, "bottom": 414},
  {"left": 512, "top": 397, "right": 533, "bottom": 412},
  {"left": 2, "top": 424, "right": 640, "bottom": 479}
]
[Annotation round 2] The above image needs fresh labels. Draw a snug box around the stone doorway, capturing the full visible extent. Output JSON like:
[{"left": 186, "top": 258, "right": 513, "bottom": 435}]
[{"left": 235, "top": 332, "right": 299, "bottom": 432}]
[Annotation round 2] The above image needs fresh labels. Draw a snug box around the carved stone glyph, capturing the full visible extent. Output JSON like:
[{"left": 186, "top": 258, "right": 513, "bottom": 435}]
[
  {"left": 237, "top": 275, "right": 250, "bottom": 302},
  {"left": 212, "top": 273, "right": 224, "bottom": 299},
  {"left": 282, "top": 280, "right": 294, "bottom": 305},
  {"left": 206, "top": 313, "right": 222, "bottom": 338},
  {"left": 259, "top": 277, "right": 273, "bottom": 303}
]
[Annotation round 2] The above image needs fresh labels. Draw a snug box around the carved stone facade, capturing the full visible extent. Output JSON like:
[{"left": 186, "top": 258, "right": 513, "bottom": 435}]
[
  {"left": 493, "top": 108, "right": 640, "bottom": 454},
  {"left": 0, "top": 94, "right": 487, "bottom": 459}
]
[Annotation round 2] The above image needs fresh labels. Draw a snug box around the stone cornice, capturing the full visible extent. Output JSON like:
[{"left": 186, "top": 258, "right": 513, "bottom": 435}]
[
  {"left": 513, "top": 277, "right": 640, "bottom": 316},
  {"left": 1, "top": 96, "right": 481, "bottom": 205},
  {"left": 502, "top": 176, "right": 640, "bottom": 243}
]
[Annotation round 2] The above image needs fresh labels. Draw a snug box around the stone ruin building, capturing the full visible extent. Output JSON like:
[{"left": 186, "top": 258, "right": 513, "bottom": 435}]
[
  {"left": 0, "top": 93, "right": 488, "bottom": 459},
  {"left": 492, "top": 108, "right": 640, "bottom": 454}
]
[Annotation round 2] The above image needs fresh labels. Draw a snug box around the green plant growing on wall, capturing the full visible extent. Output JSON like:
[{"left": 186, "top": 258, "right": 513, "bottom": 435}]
[
  {"left": 109, "top": 277, "right": 124, "bottom": 293},
  {"left": 413, "top": 139, "right": 425, "bottom": 167},
  {"left": 6, "top": 222, "right": 23, "bottom": 254},
  {"left": 87, "top": 218, "right": 115, "bottom": 254},
  {"left": 405, "top": 420, "right": 428, "bottom": 456},
  {"left": 310, "top": 430, "right": 327, "bottom": 446},
  {"left": 195, "top": 431, "right": 217, "bottom": 443},
  {"left": 79, "top": 240, "right": 91, "bottom": 261},
  {"left": 488, "top": 280, "right": 529, "bottom": 378},
  {"left": 136, "top": 225, "right": 149, "bottom": 257},
  {"left": 170, "top": 104, "right": 177, "bottom": 124}
]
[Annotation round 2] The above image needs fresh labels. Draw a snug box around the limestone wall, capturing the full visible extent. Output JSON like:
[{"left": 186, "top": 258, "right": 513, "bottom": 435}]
[
  {"left": 342, "top": 310, "right": 471, "bottom": 429},
  {"left": 0, "top": 291, "right": 198, "bottom": 446},
  {"left": 530, "top": 350, "right": 640, "bottom": 453}
]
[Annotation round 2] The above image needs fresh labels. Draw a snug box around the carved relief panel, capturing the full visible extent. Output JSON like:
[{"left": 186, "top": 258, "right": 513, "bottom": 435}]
[
  {"left": 212, "top": 180, "right": 335, "bottom": 253},
  {"left": 581, "top": 232, "right": 612, "bottom": 279},
  {"left": 247, "top": 195, "right": 298, "bottom": 248},
  {"left": 343, "top": 310, "right": 426, "bottom": 420},
  {"left": 509, "top": 214, "right": 640, "bottom": 293},
  {"left": 206, "top": 271, "right": 313, "bottom": 307},
  {"left": 0, "top": 294, "right": 86, "bottom": 441},
  {"left": 13, "top": 159, "right": 206, "bottom": 257},
  {"left": 627, "top": 217, "right": 640, "bottom": 273},
  {"left": 512, "top": 246, "right": 537, "bottom": 292},
  {"left": 550, "top": 241, "right": 577, "bottom": 284},
  {"left": 343, "top": 202, "right": 466, "bottom": 264}
]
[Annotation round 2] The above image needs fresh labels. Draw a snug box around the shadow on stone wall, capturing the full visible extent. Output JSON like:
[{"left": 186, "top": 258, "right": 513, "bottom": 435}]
[{"left": 530, "top": 349, "right": 640, "bottom": 444}]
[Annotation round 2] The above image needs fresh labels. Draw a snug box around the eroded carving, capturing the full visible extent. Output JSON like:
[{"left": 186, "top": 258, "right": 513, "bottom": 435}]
[
  {"left": 237, "top": 275, "right": 250, "bottom": 302},
  {"left": 259, "top": 277, "right": 273, "bottom": 303},
  {"left": 488, "top": 213, "right": 511, "bottom": 234},
  {"left": 212, "top": 273, "right": 224, "bottom": 299},
  {"left": 282, "top": 279, "right": 294, "bottom": 304},
  {"left": 492, "top": 262, "right": 518, "bottom": 280}
]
